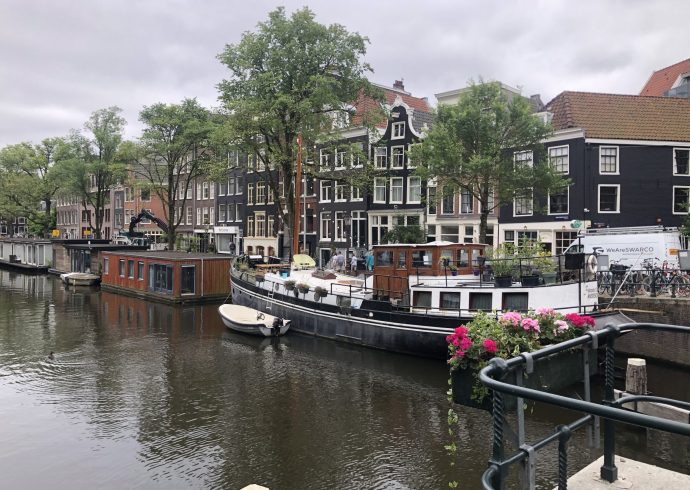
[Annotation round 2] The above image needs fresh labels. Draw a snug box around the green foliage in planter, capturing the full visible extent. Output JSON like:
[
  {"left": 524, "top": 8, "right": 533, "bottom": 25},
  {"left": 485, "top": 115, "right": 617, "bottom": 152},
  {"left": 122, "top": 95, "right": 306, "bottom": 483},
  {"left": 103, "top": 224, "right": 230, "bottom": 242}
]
[
  {"left": 314, "top": 286, "right": 328, "bottom": 300},
  {"left": 485, "top": 243, "right": 516, "bottom": 278},
  {"left": 283, "top": 279, "right": 296, "bottom": 291},
  {"left": 297, "top": 282, "right": 310, "bottom": 294}
]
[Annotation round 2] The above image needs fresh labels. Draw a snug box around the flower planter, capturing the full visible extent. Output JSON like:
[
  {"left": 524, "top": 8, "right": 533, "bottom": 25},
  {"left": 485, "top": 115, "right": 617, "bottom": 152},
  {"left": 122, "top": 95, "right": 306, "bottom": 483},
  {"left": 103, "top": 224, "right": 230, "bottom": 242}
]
[
  {"left": 542, "top": 272, "right": 558, "bottom": 285},
  {"left": 494, "top": 275, "right": 512, "bottom": 288},
  {"left": 451, "top": 348, "right": 597, "bottom": 411},
  {"left": 520, "top": 274, "right": 540, "bottom": 287}
]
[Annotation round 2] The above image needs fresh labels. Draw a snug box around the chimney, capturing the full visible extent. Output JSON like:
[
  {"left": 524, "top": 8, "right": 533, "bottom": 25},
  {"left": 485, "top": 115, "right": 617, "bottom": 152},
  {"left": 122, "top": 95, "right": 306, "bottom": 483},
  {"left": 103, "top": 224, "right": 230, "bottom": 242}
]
[{"left": 393, "top": 79, "right": 405, "bottom": 91}]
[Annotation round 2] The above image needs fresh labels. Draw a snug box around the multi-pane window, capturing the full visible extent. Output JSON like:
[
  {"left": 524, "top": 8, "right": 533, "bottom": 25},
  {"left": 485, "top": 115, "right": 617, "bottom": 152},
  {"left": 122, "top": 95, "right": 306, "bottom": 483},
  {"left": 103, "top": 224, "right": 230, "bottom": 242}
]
[
  {"left": 320, "top": 212, "right": 331, "bottom": 240},
  {"left": 335, "top": 149, "right": 346, "bottom": 169},
  {"left": 374, "top": 178, "right": 386, "bottom": 203},
  {"left": 599, "top": 146, "right": 618, "bottom": 174},
  {"left": 464, "top": 225, "right": 474, "bottom": 243},
  {"left": 598, "top": 185, "right": 620, "bottom": 213},
  {"left": 219, "top": 205, "right": 226, "bottom": 222},
  {"left": 351, "top": 186, "right": 363, "bottom": 201},
  {"left": 267, "top": 216, "right": 275, "bottom": 237},
  {"left": 320, "top": 180, "right": 332, "bottom": 202},
  {"left": 555, "top": 231, "right": 578, "bottom": 255},
  {"left": 247, "top": 217, "right": 255, "bottom": 237},
  {"left": 320, "top": 149, "right": 330, "bottom": 169},
  {"left": 514, "top": 189, "right": 533, "bottom": 216},
  {"left": 335, "top": 183, "right": 346, "bottom": 202},
  {"left": 407, "top": 143, "right": 419, "bottom": 169},
  {"left": 138, "top": 261, "right": 144, "bottom": 281},
  {"left": 391, "top": 146, "right": 405, "bottom": 169},
  {"left": 392, "top": 121, "right": 405, "bottom": 139},
  {"left": 141, "top": 189, "right": 151, "bottom": 201},
  {"left": 181, "top": 266, "right": 195, "bottom": 294},
  {"left": 375, "top": 147, "right": 387, "bottom": 168},
  {"left": 390, "top": 177, "right": 404, "bottom": 203},
  {"left": 549, "top": 187, "right": 569, "bottom": 214},
  {"left": 673, "top": 186, "right": 690, "bottom": 214},
  {"left": 227, "top": 203, "right": 236, "bottom": 222},
  {"left": 479, "top": 186, "right": 494, "bottom": 213},
  {"left": 186, "top": 186, "right": 192, "bottom": 200},
  {"left": 186, "top": 207, "right": 192, "bottom": 225},
  {"left": 514, "top": 150, "right": 533, "bottom": 168},
  {"left": 460, "top": 188, "right": 473, "bottom": 214},
  {"left": 440, "top": 225, "right": 459, "bottom": 242},
  {"left": 235, "top": 204, "right": 242, "bottom": 221},
  {"left": 247, "top": 184, "right": 254, "bottom": 205},
  {"left": 219, "top": 181, "right": 227, "bottom": 196},
  {"left": 351, "top": 143, "right": 364, "bottom": 168},
  {"left": 427, "top": 186, "right": 437, "bottom": 214},
  {"left": 196, "top": 207, "right": 202, "bottom": 225},
  {"left": 335, "top": 212, "right": 346, "bottom": 241},
  {"left": 441, "top": 190, "right": 454, "bottom": 215},
  {"left": 674, "top": 148, "right": 690, "bottom": 176},
  {"left": 236, "top": 177, "right": 243, "bottom": 194},
  {"left": 210, "top": 207, "right": 214, "bottom": 225},
  {"left": 549, "top": 145, "right": 569, "bottom": 173},
  {"left": 228, "top": 178, "right": 236, "bottom": 195},
  {"left": 256, "top": 214, "right": 266, "bottom": 237},
  {"left": 202, "top": 207, "right": 210, "bottom": 225},
  {"left": 257, "top": 182, "right": 266, "bottom": 204},
  {"left": 196, "top": 183, "right": 202, "bottom": 200},
  {"left": 128, "top": 260, "right": 134, "bottom": 279},
  {"left": 407, "top": 177, "right": 422, "bottom": 203}
]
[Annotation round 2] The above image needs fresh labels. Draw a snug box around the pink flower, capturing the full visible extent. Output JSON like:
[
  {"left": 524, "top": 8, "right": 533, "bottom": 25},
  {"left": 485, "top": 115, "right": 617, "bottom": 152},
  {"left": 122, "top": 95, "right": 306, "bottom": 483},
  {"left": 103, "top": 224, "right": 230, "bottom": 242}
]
[
  {"left": 564, "top": 313, "right": 595, "bottom": 329},
  {"left": 555, "top": 320, "right": 569, "bottom": 332},
  {"left": 521, "top": 318, "right": 540, "bottom": 333},
  {"left": 445, "top": 334, "right": 453, "bottom": 343},
  {"left": 460, "top": 336, "right": 472, "bottom": 351},
  {"left": 535, "top": 307, "right": 555, "bottom": 317},
  {"left": 501, "top": 312, "right": 522, "bottom": 327},
  {"left": 452, "top": 336, "right": 461, "bottom": 347},
  {"left": 455, "top": 326, "right": 468, "bottom": 337},
  {"left": 483, "top": 339, "right": 498, "bottom": 354}
]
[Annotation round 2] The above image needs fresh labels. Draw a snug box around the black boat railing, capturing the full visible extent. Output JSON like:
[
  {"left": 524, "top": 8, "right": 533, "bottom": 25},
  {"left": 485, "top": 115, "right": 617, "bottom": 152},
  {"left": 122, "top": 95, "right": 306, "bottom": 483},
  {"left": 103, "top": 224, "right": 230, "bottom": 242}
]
[{"left": 478, "top": 322, "right": 690, "bottom": 490}]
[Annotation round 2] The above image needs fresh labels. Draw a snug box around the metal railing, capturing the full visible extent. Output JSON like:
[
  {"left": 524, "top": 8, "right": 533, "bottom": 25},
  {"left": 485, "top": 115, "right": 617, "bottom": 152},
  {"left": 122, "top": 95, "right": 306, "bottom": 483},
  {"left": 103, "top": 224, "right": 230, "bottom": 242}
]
[{"left": 479, "top": 322, "right": 690, "bottom": 489}]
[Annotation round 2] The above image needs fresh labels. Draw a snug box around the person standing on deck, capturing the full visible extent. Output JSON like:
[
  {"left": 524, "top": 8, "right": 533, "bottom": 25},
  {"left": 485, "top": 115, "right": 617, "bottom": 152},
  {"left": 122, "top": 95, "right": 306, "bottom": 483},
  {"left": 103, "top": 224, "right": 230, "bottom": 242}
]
[
  {"left": 335, "top": 252, "right": 345, "bottom": 272},
  {"left": 366, "top": 250, "right": 374, "bottom": 271},
  {"left": 350, "top": 254, "right": 358, "bottom": 275}
]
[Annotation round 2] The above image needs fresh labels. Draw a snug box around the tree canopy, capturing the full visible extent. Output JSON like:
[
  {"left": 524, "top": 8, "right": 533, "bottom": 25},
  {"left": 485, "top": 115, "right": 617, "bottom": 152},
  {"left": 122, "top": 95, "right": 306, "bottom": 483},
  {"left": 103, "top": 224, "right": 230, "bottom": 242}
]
[
  {"left": 128, "top": 98, "right": 219, "bottom": 250},
  {"left": 216, "top": 6, "right": 376, "bottom": 251},
  {"left": 413, "top": 82, "right": 567, "bottom": 244}
]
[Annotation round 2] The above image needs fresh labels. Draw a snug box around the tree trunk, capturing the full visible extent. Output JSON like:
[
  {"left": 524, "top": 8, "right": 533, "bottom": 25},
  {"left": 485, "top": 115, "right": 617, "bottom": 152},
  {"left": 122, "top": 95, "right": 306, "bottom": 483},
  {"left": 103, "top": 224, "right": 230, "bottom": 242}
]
[{"left": 167, "top": 199, "right": 176, "bottom": 251}]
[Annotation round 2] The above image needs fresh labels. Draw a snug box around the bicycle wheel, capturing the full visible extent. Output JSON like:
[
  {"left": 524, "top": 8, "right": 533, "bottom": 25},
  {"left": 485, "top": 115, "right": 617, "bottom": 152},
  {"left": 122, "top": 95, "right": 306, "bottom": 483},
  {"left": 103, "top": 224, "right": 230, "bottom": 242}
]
[
  {"left": 671, "top": 275, "right": 690, "bottom": 297},
  {"left": 597, "top": 272, "right": 612, "bottom": 295}
]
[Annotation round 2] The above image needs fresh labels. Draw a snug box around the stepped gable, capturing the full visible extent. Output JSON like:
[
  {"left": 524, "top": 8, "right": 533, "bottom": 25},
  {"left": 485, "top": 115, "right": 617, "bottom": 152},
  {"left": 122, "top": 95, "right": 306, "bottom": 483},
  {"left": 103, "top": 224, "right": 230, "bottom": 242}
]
[
  {"left": 640, "top": 58, "right": 690, "bottom": 96},
  {"left": 545, "top": 91, "right": 690, "bottom": 141}
]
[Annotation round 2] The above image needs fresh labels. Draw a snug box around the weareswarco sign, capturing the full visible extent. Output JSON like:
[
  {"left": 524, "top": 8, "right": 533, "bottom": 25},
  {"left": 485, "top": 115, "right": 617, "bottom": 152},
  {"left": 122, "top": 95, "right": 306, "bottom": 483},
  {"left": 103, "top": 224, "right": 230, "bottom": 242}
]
[{"left": 214, "top": 226, "right": 238, "bottom": 234}]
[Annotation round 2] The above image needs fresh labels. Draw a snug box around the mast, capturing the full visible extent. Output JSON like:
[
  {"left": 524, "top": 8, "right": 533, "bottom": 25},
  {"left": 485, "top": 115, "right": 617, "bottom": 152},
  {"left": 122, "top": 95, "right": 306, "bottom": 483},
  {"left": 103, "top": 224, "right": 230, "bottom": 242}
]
[{"left": 293, "top": 134, "right": 302, "bottom": 258}]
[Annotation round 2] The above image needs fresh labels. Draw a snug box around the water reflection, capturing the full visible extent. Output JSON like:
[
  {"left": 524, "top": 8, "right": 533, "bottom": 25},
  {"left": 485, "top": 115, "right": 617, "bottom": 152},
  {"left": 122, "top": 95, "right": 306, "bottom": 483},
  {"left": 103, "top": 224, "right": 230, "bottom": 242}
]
[{"left": 0, "top": 270, "right": 687, "bottom": 489}]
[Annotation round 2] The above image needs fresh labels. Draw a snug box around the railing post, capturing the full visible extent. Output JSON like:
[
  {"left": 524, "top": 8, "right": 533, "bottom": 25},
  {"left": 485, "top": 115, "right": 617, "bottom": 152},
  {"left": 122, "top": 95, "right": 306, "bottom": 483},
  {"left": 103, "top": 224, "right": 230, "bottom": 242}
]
[
  {"left": 488, "top": 359, "right": 508, "bottom": 490},
  {"left": 557, "top": 425, "right": 571, "bottom": 490},
  {"left": 600, "top": 328, "right": 619, "bottom": 483},
  {"left": 651, "top": 272, "right": 657, "bottom": 297}
]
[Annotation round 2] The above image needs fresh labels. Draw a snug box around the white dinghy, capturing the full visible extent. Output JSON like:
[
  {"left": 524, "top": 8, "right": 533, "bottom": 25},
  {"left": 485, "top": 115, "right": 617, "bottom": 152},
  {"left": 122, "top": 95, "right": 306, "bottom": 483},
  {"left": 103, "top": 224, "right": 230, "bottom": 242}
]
[{"left": 218, "top": 304, "right": 291, "bottom": 337}]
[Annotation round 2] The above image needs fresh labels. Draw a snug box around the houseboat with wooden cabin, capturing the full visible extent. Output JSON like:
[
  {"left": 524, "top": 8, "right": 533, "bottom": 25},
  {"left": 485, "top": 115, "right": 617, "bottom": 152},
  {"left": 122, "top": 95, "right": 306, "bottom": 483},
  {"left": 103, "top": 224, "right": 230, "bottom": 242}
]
[
  {"left": 229, "top": 241, "right": 600, "bottom": 359},
  {"left": 101, "top": 251, "right": 233, "bottom": 304}
]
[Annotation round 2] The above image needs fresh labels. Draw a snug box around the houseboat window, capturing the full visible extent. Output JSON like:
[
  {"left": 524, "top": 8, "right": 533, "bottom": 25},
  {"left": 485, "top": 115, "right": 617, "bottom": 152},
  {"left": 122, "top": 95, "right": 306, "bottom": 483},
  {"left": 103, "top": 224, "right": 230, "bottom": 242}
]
[
  {"left": 128, "top": 260, "right": 134, "bottom": 278},
  {"left": 439, "top": 250, "right": 453, "bottom": 267},
  {"left": 440, "top": 292, "right": 461, "bottom": 310},
  {"left": 469, "top": 293, "right": 492, "bottom": 311},
  {"left": 412, "top": 291, "right": 432, "bottom": 308},
  {"left": 138, "top": 261, "right": 144, "bottom": 280},
  {"left": 397, "top": 251, "right": 406, "bottom": 269},
  {"left": 149, "top": 263, "right": 173, "bottom": 294},
  {"left": 470, "top": 248, "right": 481, "bottom": 268},
  {"left": 181, "top": 266, "right": 196, "bottom": 294},
  {"left": 376, "top": 250, "right": 393, "bottom": 266},
  {"left": 119, "top": 259, "right": 125, "bottom": 277},
  {"left": 502, "top": 292, "right": 528, "bottom": 312},
  {"left": 411, "top": 250, "right": 431, "bottom": 267},
  {"left": 457, "top": 249, "right": 469, "bottom": 267},
  {"left": 103, "top": 258, "right": 109, "bottom": 275}
]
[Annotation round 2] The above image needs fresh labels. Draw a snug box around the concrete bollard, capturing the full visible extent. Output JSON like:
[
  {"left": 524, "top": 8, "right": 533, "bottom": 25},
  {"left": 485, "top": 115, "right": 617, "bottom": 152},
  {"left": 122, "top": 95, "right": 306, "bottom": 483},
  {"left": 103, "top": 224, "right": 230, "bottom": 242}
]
[{"left": 625, "top": 358, "right": 647, "bottom": 395}]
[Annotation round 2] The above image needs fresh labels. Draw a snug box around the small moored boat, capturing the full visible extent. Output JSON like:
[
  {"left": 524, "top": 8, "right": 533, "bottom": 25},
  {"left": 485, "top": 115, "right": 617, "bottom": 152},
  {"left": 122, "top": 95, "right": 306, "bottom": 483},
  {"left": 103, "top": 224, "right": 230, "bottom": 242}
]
[
  {"left": 60, "top": 272, "right": 101, "bottom": 286},
  {"left": 218, "top": 304, "right": 290, "bottom": 337}
]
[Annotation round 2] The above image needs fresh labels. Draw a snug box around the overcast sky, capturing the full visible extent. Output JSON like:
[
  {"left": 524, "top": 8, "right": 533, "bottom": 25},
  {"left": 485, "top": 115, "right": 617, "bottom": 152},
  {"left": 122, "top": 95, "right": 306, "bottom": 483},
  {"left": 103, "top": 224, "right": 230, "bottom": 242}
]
[{"left": 1, "top": 0, "right": 688, "bottom": 146}]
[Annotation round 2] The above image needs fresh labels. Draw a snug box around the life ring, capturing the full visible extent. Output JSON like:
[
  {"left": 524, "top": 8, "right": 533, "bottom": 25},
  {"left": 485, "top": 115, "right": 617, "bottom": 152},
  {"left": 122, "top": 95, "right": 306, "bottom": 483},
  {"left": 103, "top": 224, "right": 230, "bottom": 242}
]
[{"left": 586, "top": 254, "right": 598, "bottom": 276}]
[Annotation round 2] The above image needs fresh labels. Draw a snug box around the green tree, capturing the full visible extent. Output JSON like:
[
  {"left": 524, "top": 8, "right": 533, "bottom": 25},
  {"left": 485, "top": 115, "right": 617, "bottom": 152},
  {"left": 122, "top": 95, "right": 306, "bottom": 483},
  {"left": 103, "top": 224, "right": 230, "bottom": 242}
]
[
  {"left": 128, "top": 98, "right": 218, "bottom": 250},
  {"left": 55, "top": 107, "right": 127, "bottom": 239},
  {"left": 216, "top": 6, "right": 376, "bottom": 252},
  {"left": 0, "top": 138, "right": 64, "bottom": 236},
  {"left": 382, "top": 225, "right": 426, "bottom": 244},
  {"left": 413, "top": 81, "right": 566, "bottom": 244}
]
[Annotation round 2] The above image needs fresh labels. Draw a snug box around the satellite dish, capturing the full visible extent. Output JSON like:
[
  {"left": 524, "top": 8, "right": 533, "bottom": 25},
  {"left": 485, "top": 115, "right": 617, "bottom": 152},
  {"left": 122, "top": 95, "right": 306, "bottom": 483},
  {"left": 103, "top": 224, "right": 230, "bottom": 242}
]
[{"left": 570, "top": 220, "right": 582, "bottom": 229}]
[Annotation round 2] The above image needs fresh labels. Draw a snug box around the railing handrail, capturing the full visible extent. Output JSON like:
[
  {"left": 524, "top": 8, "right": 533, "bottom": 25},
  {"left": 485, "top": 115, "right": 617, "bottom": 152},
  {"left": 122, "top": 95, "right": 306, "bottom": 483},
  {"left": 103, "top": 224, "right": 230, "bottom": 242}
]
[{"left": 479, "top": 322, "right": 690, "bottom": 489}]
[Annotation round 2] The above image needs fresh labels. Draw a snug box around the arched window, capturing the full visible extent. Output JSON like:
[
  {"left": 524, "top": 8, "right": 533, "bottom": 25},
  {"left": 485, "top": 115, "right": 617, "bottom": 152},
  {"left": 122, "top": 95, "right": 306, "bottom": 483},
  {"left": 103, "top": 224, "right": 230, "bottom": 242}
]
[
  {"left": 268, "top": 246, "right": 275, "bottom": 257},
  {"left": 247, "top": 246, "right": 253, "bottom": 254},
  {"left": 257, "top": 246, "right": 265, "bottom": 257}
]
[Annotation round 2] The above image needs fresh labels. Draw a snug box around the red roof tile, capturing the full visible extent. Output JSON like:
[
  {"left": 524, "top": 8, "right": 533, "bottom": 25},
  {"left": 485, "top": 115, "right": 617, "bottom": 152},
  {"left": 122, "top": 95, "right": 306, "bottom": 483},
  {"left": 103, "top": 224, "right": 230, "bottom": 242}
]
[
  {"left": 546, "top": 91, "right": 690, "bottom": 142},
  {"left": 351, "top": 84, "right": 431, "bottom": 129},
  {"left": 640, "top": 58, "right": 690, "bottom": 96}
]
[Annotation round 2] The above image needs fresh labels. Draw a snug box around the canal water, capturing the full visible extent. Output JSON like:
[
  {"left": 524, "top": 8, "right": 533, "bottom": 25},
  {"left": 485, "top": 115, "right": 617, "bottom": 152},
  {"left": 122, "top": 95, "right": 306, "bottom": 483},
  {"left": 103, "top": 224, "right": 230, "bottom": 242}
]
[{"left": 0, "top": 270, "right": 687, "bottom": 489}]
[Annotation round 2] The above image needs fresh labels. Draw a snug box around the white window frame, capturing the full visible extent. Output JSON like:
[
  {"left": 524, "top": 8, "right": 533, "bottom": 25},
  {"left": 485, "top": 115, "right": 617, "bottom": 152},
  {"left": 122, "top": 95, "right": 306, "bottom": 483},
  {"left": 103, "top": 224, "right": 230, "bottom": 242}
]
[
  {"left": 335, "top": 149, "right": 346, "bottom": 170},
  {"left": 672, "top": 186, "right": 690, "bottom": 214},
  {"left": 549, "top": 145, "right": 569, "bottom": 174},
  {"left": 673, "top": 148, "right": 690, "bottom": 176},
  {"left": 351, "top": 143, "right": 364, "bottom": 168},
  {"left": 320, "top": 212, "right": 331, "bottom": 241},
  {"left": 390, "top": 177, "right": 404, "bottom": 204},
  {"left": 196, "top": 207, "right": 202, "bottom": 225},
  {"left": 247, "top": 183, "right": 254, "bottom": 205},
  {"left": 186, "top": 206, "right": 192, "bottom": 225},
  {"left": 351, "top": 186, "right": 363, "bottom": 202},
  {"left": 407, "top": 143, "right": 420, "bottom": 169},
  {"left": 375, "top": 147, "right": 387, "bottom": 169},
  {"left": 334, "top": 182, "right": 346, "bottom": 202},
  {"left": 598, "top": 184, "right": 620, "bottom": 214},
  {"left": 513, "top": 188, "right": 533, "bottom": 217},
  {"left": 548, "top": 187, "right": 570, "bottom": 215},
  {"left": 320, "top": 180, "right": 332, "bottom": 202},
  {"left": 256, "top": 213, "right": 266, "bottom": 237},
  {"left": 257, "top": 181, "right": 266, "bottom": 204},
  {"left": 513, "top": 150, "right": 533, "bottom": 168},
  {"left": 196, "top": 183, "right": 202, "bottom": 200},
  {"left": 334, "top": 212, "right": 346, "bottom": 241},
  {"left": 392, "top": 121, "right": 405, "bottom": 140},
  {"left": 247, "top": 217, "right": 255, "bottom": 237},
  {"left": 219, "top": 205, "right": 226, "bottom": 222},
  {"left": 373, "top": 178, "right": 387, "bottom": 203},
  {"left": 320, "top": 149, "right": 330, "bottom": 169},
  {"left": 599, "top": 146, "right": 619, "bottom": 175},
  {"left": 407, "top": 177, "right": 422, "bottom": 204},
  {"left": 202, "top": 207, "right": 209, "bottom": 225},
  {"left": 391, "top": 146, "right": 405, "bottom": 169},
  {"left": 460, "top": 188, "right": 473, "bottom": 214}
]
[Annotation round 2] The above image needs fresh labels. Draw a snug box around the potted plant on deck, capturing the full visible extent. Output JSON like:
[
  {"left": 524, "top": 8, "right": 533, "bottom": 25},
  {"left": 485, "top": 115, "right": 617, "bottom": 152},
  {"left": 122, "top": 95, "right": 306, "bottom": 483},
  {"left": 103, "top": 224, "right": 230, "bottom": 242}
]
[
  {"left": 297, "top": 282, "right": 310, "bottom": 298},
  {"left": 283, "top": 279, "right": 296, "bottom": 293},
  {"left": 448, "top": 309, "right": 596, "bottom": 410},
  {"left": 314, "top": 286, "right": 328, "bottom": 301},
  {"left": 486, "top": 244, "right": 515, "bottom": 287}
]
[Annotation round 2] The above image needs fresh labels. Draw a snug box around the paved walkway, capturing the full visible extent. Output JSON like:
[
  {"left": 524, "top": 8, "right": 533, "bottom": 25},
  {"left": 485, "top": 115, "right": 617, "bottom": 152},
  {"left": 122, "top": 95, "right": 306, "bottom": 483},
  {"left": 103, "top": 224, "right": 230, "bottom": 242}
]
[{"left": 565, "top": 455, "right": 690, "bottom": 489}]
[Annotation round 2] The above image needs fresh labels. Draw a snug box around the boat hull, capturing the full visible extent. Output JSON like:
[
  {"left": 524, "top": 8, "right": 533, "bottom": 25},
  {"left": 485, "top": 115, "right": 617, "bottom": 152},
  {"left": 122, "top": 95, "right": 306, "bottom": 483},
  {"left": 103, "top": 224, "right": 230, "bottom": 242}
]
[
  {"left": 60, "top": 272, "right": 101, "bottom": 287},
  {"left": 218, "top": 304, "right": 291, "bottom": 337}
]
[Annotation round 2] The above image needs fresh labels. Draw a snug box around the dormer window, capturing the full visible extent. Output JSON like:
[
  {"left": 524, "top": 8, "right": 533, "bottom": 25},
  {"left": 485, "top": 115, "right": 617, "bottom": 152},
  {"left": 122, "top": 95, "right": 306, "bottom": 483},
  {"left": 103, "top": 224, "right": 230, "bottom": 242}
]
[
  {"left": 392, "top": 121, "right": 405, "bottom": 139},
  {"left": 674, "top": 148, "right": 690, "bottom": 176}
]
